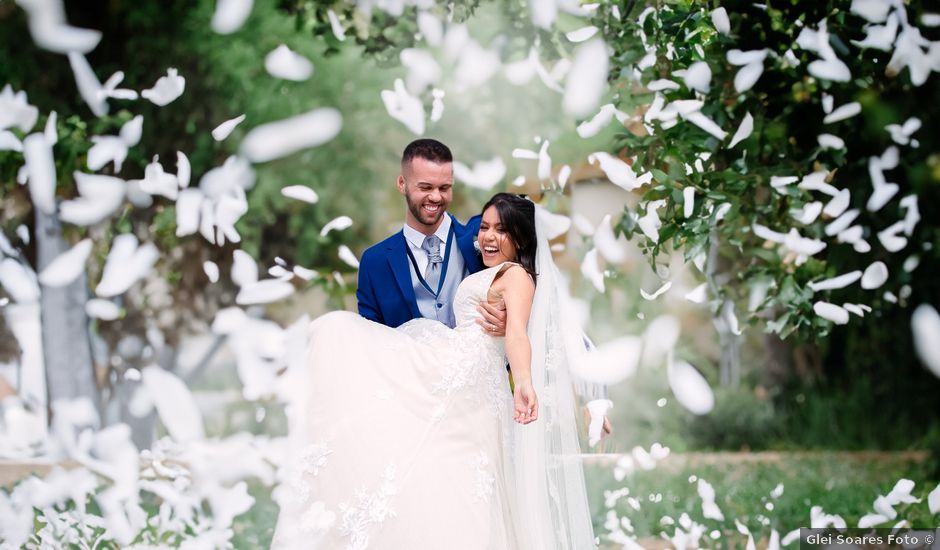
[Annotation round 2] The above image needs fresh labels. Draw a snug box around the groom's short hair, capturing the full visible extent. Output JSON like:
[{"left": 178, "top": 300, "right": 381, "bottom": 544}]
[{"left": 401, "top": 138, "right": 452, "bottom": 167}]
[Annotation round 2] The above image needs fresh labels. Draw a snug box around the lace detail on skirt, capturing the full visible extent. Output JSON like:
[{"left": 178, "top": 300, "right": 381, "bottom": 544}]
[{"left": 338, "top": 464, "right": 399, "bottom": 550}]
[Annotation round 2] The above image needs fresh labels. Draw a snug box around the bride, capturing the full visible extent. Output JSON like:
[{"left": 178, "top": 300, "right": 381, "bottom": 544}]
[{"left": 273, "top": 193, "right": 597, "bottom": 550}]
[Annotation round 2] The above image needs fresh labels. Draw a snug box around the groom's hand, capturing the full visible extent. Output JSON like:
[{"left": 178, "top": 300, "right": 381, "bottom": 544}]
[{"left": 476, "top": 300, "right": 507, "bottom": 337}]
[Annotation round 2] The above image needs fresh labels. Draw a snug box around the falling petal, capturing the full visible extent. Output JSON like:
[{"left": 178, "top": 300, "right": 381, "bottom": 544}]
[
  {"left": 566, "top": 26, "right": 599, "bottom": 43},
  {"left": 453, "top": 157, "right": 506, "bottom": 190},
  {"left": 236, "top": 279, "right": 294, "bottom": 305},
  {"left": 176, "top": 151, "right": 191, "bottom": 188},
  {"left": 534, "top": 205, "right": 571, "bottom": 240},
  {"left": 577, "top": 104, "right": 616, "bottom": 138},
  {"left": 231, "top": 249, "right": 258, "bottom": 287},
  {"left": 417, "top": 11, "right": 443, "bottom": 46},
  {"left": 637, "top": 200, "right": 664, "bottom": 242},
  {"left": 728, "top": 112, "right": 753, "bottom": 148},
  {"left": 684, "top": 283, "right": 707, "bottom": 304},
  {"left": 648, "top": 79, "right": 681, "bottom": 92},
  {"left": 823, "top": 189, "right": 851, "bottom": 218},
  {"left": 86, "top": 298, "right": 119, "bottom": 320},
  {"left": 174, "top": 188, "right": 203, "bottom": 237},
  {"left": 95, "top": 235, "right": 159, "bottom": 297},
  {"left": 823, "top": 102, "right": 862, "bottom": 124},
  {"left": 558, "top": 164, "right": 572, "bottom": 190},
  {"left": 87, "top": 136, "right": 129, "bottom": 172},
  {"left": 877, "top": 221, "right": 907, "bottom": 252},
  {"left": 711, "top": 7, "right": 731, "bottom": 35},
  {"left": 799, "top": 171, "right": 839, "bottom": 196},
  {"left": 641, "top": 281, "right": 672, "bottom": 301},
  {"left": 141, "top": 68, "right": 185, "bottom": 107},
  {"left": 212, "top": 114, "right": 246, "bottom": 141},
  {"left": 851, "top": 0, "right": 892, "bottom": 22},
  {"left": 814, "top": 301, "right": 850, "bottom": 324},
  {"left": 807, "top": 271, "right": 861, "bottom": 292},
  {"left": 817, "top": 134, "right": 845, "bottom": 149},
  {"left": 563, "top": 39, "right": 608, "bottom": 118},
  {"left": 537, "top": 140, "right": 552, "bottom": 181},
  {"left": 119, "top": 115, "right": 143, "bottom": 146},
  {"left": 861, "top": 261, "right": 888, "bottom": 289},
  {"left": 281, "top": 185, "right": 319, "bottom": 203},
  {"left": 668, "top": 359, "right": 715, "bottom": 415},
  {"left": 581, "top": 248, "right": 605, "bottom": 292},
  {"left": 752, "top": 223, "right": 786, "bottom": 243},
  {"left": 327, "top": 9, "right": 346, "bottom": 41},
  {"left": 912, "top": 305, "right": 940, "bottom": 379},
  {"left": 683, "top": 186, "right": 695, "bottom": 217},
  {"left": 698, "top": 479, "right": 725, "bottom": 520},
  {"left": 0, "top": 130, "right": 23, "bottom": 152},
  {"left": 784, "top": 229, "right": 827, "bottom": 257},
  {"left": 571, "top": 336, "right": 642, "bottom": 384},
  {"left": 135, "top": 156, "right": 179, "bottom": 200},
  {"left": 320, "top": 215, "right": 353, "bottom": 237},
  {"left": 928, "top": 482, "right": 940, "bottom": 513},
  {"left": 338, "top": 245, "right": 360, "bottom": 268},
  {"left": 825, "top": 209, "right": 860, "bottom": 236},
  {"left": 721, "top": 300, "right": 743, "bottom": 335},
  {"left": 240, "top": 108, "right": 342, "bottom": 163},
  {"left": 38, "top": 239, "right": 93, "bottom": 287},
  {"left": 68, "top": 52, "right": 108, "bottom": 116},
  {"left": 681, "top": 61, "right": 712, "bottom": 94},
  {"left": 585, "top": 399, "right": 612, "bottom": 447},
  {"left": 59, "top": 172, "right": 126, "bottom": 226},
  {"left": 141, "top": 365, "right": 204, "bottom": 442},
  {"left": 211, "top": 0, "right": 253, "bottom": 34},
  {"left": 899, "top": 195, "right": 920, "bottom": 235},
  {"left": 264, "top": 44, "right": 314, "bottom": 81},
  {"left": 685, "top": 111, "right": 728, "bottom": 140},
  {"left": 808, "top": 58, "right": 852, "bottom": 82},
  {"left": 791, "top": 201, "right": 823, "bottom": 225},
  {"left": 588, "top": 152, "right": 652, "bottom": 192},
  {"left": 529, "top": 0, "right": 557, "bottom": 30},
  {"left": 734, "top": 62, "right": 764, "bottom": 93},
  {"left": 0, "top": 258, "right": 41, "bottom": 303},
  {"left": 23, "top": 133, "right": 56, "bottom": 214}
]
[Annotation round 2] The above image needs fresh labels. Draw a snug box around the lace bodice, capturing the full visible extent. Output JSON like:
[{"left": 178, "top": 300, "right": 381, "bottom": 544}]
[{"left": 452, "top": 262, "right": 515, "bottom": 332}]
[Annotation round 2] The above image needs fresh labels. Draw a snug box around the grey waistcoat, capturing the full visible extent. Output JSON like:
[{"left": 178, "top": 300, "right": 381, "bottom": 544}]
[{"left": 409, "top": 233, "right": 467, "bottom": 328}]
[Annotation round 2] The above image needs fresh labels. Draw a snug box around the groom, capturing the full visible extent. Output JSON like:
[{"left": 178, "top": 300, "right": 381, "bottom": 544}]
[{"left": 356, "top": 138, "right": 506, "bottom": 334}]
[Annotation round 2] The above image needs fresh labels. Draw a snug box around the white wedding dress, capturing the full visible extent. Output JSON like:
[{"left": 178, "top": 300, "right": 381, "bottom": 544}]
[{"left": 274, "top": 222, "right": 597, "bottom": 550}]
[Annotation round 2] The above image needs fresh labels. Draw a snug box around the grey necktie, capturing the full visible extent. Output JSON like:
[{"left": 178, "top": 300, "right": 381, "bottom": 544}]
[{"left": 422, "top": 234, "right": 443, "bottom": 291}]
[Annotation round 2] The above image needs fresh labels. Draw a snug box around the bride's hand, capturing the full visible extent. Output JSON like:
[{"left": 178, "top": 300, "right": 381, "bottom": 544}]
[{"left": 513, "top": 380, "right": 538, "bottom": 424}]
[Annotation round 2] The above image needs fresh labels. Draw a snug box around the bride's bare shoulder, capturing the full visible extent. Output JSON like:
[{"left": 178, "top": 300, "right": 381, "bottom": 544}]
[{"left": 493, "top": 263, "right": 535, "bottom": 292}]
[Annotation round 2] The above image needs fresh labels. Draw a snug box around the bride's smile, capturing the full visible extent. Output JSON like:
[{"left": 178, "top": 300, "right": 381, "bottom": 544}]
[{"left": 478, "top": 206, "right": 519, "bottom": 266}]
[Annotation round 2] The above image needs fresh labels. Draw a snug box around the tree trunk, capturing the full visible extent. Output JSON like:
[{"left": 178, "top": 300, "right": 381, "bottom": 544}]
[
  {"left": 35, "top": 209, "right": 99, "bottom": 414},
  {"left": 706, "top": 228, "right": 741, "bottom": 387}
]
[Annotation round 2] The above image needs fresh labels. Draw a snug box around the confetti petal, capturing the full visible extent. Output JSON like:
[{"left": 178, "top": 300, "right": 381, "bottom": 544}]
[
  {"left": 211, "top": 0, "right": 253, "bottom": 34},
  {"left": 814, "top": 301, "right": 850, "bottom": 324},
  {"left": 453, "top": 157, "right": 506, "bottom": 190},
  {"left": 728, "top": 112, "right": 753, "bottom": 148},
  {"left": 264, "top": 44, "right": 314, "bottom": 81},
  {"left": 320, "top": 215, "right": 353, "bottom": 237},
  {"left": 141, "top": 365, "right": 205, "bottom": 442},
  {"left": 807, "top": 270, "right": 861, "bottom": 292},
  {"left": 281, "top": 185, "right": 319, "bottom": 204},
  {"left": 338, "top": 245, "right": 360, "bottom": 269},
  {"left": 240, "top": 108, "right": 342, "bottom": 163},
  {"left": 563, "top": 39, "right": 608, "bottom": 118},
  {"left": 141, "top": 68, "right": 185, "bottom": 107},
  {"left": 668, "top": 359, "right": 715, "bottom": 415},
  {"left": 38, "top": 239, "right": 93, "bottom": 287},
  {"left": 212, "top": 114, "right": 246, "bottom": 141}
]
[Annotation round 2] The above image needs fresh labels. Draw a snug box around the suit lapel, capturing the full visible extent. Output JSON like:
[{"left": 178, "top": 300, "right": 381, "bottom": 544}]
[{"left": 387, "top": 232, "right": 421, "bottom": 318}]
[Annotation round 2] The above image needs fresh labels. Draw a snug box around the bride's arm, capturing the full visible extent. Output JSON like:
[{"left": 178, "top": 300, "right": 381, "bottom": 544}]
[{"left": 499, "top": 266, "right": 537, "bottom": 424}]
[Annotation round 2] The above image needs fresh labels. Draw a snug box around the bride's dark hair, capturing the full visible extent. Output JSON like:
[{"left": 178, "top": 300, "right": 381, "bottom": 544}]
[{"left": 480, "top": 193, "right": 538, "bottom": 280}]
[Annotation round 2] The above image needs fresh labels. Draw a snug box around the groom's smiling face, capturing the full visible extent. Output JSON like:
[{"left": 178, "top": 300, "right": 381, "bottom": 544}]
[{"left": 398, "top": 157, "right": 454, "bottom": 233}]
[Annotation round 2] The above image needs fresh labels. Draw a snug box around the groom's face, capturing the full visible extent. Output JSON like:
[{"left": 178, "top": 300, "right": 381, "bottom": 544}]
[{"left": 398, "top": 157, "right": 453, "bottom": 232}]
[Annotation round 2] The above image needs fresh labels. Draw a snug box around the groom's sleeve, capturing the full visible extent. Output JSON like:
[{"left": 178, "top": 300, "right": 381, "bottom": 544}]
[{"left": 356, "top": 257, "right": 382, "bottom": 324}]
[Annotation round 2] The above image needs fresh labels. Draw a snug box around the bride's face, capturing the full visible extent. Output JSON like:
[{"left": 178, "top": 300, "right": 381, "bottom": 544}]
[{"left": 478, "top": 206, "right": 518, "bottom": 267}]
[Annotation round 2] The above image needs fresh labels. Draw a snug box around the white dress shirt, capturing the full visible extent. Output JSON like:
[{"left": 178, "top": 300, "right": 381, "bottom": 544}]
[{"left": 402, "top": 214, "right": 452, "bottom": 277}]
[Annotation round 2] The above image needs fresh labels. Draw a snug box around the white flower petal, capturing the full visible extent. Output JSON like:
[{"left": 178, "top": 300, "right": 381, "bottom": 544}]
[
  {"left": 814, "top": 301, "right": 850, "bottom": 324},
  {"left": 825, "top": 209, "right": 860, "bottom": 236},
  {"left": 877, "top": 221, "right": 907, "bottom": 252},
  {"left": 581, "top": 248, "right": 605, "bottom": 293},
  {"left": 417, "top": 11, "right": 443, "bottom": 46},
  {"left": 685, "top": 111, "right": 728, "bottom": 140},
  {"left": 807, "top": 270, "right": 861, "bottom": 292},
  {"left": 120, "top": 115, "right": 143, "bottom": 146},
  {"left": 683, "top": 186, "right": 695, "bottom": 218},
  {"left": 141, "top": 365, "right": 204, "bottom": 442},
  {"left": 320, "top": 215, "right": 353, "bottom": 237},
  {"left": 641, "top": 281, "right": 672, "bottom": 301},
  {"left": 240, "top": 108, "right": 342, "bottom": 163},
  {"left": 0, "top": 85, "right": 39, "bottom": 133},
  {"left": 327, "top": 9, "right": 346, "bottom": 41},
  {"left": 38, "top": 239, "right": 93, "bottom": 287},
  {"left": 141, "top": 68, "right": 185, "bottom": 107},
  {"left": 818, "top": 134, "right": 845, "bottom": 149},
  {"left": 728, "top": 112, "right": 754, "bottom": 148},
  {"left": 823, "top": 189, "right": 851, "bottom": 218},
  {"left": 68, "top": 52, "right": 108, "bottom": 116},
  {"left": 685, "top": 282, "right": 707, "bottom": 304},
  {"left": 212, "top": 114, "right": 246, "bottom": 141},
  {"left": 203, "top": 261, "right": 220, "bottom": 283},
  {"left": 668, "top": 359, "right": 715, "bottom": 415},
  {"left": 0, "top": 258, "right": 41, "bottom": 303},
  {"left": 0, "top": 130, "right": 23, "bottom": 152},
  {"left": 851, "top": 0, "right": 892, "bottom": 22},
  {"left": 711, "top": 7, "right": 731, "bottom": 35},
  {"left": 566, "top": 26, "right": 599, "bottom": 43},
  {"left": 264, "top": 44, "right": 314, "bottom": 81},
  {"left": 338, "top": 245, "right": 360, "bottom": 269},
  {"left": 281, "top": 185, "right": 319, "bottom": 204},
  {"left": 927, "top": 482, "right": 940, "bottom": 514},
  {"left": 563, "top": 39, "right": 609, "bottom": 118},
  {"left": 211, "top": 0, "right": 253, "bottom": 34},
  {"left": 454, "top": 157, "right": 506, "bottom": 190},
  {"left": 912, "top": 305, "right": 940, "bottom": 379},
  {"left": 791, "top": 201, "right": 823, "bottom": 225},
  {"left": 23, "top": 133, "right": 57, "bottom": 214},
  {"left": 60, "top": 172, "right": 126, "bottom": 226},
  {"left": 95, "top": 235, "right": 159, "bottom": 298},
  {"left": 824, "top": 102, "right": 862, "bottom": 124},
  {"left": 85, "top": 298, "right": 120, "bottom": 320},
  {"left": 236, "top": 279, "right": 294, "bottom": 305},
  {"left": 588, "top": 151, "right": 652, "bottom": 191},
  {"left": 231, "top": 249, "right": 258, "bottom": 287},
  {"left": 861, "top": 261, "right": 888, "bottom": 289}
]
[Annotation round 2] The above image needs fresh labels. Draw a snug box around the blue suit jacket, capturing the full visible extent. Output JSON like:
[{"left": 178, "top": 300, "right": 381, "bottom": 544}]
[{"left": 357, "top": 214, "right": 483, "bottom": 328}]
